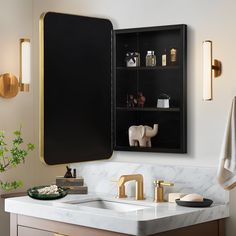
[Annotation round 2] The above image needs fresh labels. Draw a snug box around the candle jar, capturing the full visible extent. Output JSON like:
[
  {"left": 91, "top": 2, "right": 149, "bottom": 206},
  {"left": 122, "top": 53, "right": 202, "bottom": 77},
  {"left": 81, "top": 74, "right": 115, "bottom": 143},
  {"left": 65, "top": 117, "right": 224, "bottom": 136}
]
[
  {"left": 146, "top": 51, "right": 156, "bottom": 67},
  {"left": 170, "top": 48, "right": 177, "bottom": 64}
]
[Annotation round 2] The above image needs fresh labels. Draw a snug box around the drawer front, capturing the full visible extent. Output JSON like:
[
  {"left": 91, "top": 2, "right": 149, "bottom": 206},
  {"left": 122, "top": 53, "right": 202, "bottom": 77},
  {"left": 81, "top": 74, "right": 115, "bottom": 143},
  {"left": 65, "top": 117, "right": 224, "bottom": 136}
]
[{"left": 18, "top": 226, "right": 68, "bottom": 236}]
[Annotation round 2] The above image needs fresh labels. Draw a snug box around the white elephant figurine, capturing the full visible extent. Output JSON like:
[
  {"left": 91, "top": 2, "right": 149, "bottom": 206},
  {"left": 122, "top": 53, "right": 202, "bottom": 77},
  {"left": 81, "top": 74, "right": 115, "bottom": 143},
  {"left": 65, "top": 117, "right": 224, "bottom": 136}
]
[{"left": 128, "top": 124, "right": 158, "bottom": 147}]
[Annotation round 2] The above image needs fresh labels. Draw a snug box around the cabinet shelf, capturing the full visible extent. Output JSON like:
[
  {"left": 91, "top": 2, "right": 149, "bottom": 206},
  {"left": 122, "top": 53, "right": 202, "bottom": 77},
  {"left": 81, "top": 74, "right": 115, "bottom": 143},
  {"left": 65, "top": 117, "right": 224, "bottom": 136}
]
[
  {"left": 116, "top": 107, "right": 180, "bottom": 112},
  {"left": 116, "top": 66, "right": 179, "bottom": 71},
  {"left": 114, "top": 146, "right": 182, "bottom": 153}
]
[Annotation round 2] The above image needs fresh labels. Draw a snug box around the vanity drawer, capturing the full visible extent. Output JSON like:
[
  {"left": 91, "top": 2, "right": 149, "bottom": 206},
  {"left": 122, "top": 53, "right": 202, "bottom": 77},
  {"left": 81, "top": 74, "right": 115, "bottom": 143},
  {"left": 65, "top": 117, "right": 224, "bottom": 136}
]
[
  {"left": 12, "top": 213, "right": 225, "bottom": 236},
  {"left": 18, "top": 226, "right": 55, "bottom": 236},
  {"left": 12, "top": 214, "right": 126, "bottom": 236}
]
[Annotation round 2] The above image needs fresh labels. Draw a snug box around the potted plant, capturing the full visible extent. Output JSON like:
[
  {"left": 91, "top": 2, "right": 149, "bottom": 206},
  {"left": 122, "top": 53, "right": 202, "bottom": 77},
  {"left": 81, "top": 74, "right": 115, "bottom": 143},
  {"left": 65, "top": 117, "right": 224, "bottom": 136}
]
[{"left": 0, "top": 128, "right": 35, "bottom": 190}]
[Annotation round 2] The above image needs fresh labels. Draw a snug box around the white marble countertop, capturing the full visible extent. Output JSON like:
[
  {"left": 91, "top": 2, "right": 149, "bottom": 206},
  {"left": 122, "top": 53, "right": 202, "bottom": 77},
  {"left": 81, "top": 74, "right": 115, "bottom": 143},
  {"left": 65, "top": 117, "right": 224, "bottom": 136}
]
[{"left": 5, "top": 193, "right": 229, "bottom": 236}]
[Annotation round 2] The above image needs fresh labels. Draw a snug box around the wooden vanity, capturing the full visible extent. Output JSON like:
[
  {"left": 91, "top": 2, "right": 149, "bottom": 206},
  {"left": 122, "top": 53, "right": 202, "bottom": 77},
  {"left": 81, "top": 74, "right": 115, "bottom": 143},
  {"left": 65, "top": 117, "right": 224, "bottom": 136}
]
[{"left": 11, "top": 213, "right": 225, "bottom": 236}]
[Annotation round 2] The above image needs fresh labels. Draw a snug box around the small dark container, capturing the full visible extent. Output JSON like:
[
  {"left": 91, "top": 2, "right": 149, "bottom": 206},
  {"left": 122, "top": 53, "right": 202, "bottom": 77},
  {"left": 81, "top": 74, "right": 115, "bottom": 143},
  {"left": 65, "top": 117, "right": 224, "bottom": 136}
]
[{"left": 175, "top": 198, "right": 213, "bottom": 207}]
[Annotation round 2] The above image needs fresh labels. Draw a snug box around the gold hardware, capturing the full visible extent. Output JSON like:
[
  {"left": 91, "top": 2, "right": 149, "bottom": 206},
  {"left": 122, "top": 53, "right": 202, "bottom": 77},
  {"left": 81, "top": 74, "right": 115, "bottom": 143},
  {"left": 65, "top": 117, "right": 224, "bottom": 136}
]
[
  {"left": 0, "top": 73, "right": 19, "bottom": 98},
  {"left": 212, "top": 59, "right": 222, "bottom": 78},
  {"left": 117, "top": 174, "right": 144, "bottom": 200},
  {"left": 154, "top": 180, "right": 174, "bottom": 203},
  {"left": 39, "top": 13, "right": 46, "bottom": 164},
  {"left": 20, "top": 83, "right": 29, "bottom": 92}
]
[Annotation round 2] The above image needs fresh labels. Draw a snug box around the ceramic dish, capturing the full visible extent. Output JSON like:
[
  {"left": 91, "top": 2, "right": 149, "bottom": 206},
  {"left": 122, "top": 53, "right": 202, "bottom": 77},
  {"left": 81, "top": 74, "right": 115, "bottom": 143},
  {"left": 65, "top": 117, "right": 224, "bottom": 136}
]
[
  {"left": 175, "top": 198, "right": 213, "bottom": 207},
  {"left": 27, "top": 185, "right": 67, "bottom": 200}
]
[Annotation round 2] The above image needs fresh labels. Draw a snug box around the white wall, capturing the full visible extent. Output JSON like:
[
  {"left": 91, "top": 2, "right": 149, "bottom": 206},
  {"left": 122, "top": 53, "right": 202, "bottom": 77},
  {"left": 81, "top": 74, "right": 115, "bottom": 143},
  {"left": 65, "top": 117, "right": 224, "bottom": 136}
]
[{"left": 0, "top": 1, "right": 65, "bottom": 235}]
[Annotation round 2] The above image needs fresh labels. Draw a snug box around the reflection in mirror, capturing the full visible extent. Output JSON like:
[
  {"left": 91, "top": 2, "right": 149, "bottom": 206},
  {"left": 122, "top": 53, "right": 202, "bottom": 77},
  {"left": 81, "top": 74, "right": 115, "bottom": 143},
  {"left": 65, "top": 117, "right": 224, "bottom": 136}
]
[{"left": 40, "top": 12, "right": 113, "bottom": 165}]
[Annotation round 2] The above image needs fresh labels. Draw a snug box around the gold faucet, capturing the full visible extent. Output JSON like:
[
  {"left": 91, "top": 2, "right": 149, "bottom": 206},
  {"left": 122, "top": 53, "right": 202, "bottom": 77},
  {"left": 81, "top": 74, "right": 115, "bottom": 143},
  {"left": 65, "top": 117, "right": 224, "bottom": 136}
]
[
  {"left": 154, "top": 180, "right": 174, "bottom": 202},
  {"left": 117, "top": 174, "right": 144, "bottom": 200}
]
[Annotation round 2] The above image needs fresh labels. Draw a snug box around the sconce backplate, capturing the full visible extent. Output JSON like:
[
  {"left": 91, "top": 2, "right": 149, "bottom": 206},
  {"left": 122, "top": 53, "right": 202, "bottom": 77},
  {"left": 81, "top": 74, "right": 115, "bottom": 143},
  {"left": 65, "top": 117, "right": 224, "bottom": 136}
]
[
  {"left": 0, "top": 73, "right": 19, "bottom": 98},
  {"left": 212, "top": 59, "right": 222, "bottom": 78}
]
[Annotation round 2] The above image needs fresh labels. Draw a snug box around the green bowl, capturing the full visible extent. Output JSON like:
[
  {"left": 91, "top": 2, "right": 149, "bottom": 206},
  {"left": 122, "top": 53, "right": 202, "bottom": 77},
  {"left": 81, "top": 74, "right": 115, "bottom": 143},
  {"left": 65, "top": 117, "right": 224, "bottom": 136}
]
[{"left": 27, "top": 185, "right": 67, "bottom": 200}]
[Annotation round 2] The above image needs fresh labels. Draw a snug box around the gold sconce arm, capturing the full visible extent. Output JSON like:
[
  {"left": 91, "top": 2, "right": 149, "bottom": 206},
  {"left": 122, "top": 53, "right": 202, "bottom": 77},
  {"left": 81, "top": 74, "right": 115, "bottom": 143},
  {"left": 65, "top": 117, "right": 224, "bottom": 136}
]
[{"left": 212, "top": 59, "right": 222, "bottom": 78}]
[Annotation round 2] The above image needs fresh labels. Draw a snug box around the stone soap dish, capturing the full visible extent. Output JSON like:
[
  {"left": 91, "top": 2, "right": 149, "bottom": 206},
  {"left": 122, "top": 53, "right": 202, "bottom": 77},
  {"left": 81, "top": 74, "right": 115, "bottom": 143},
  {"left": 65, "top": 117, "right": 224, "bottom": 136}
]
[{"left": 175, "top": 198, "right": 213, "bottom": 207}]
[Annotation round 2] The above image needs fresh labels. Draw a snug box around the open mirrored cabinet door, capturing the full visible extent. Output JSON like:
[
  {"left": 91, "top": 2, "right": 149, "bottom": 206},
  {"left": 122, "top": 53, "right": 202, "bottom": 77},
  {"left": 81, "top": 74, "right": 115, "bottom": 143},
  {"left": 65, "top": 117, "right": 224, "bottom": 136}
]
[{"left": 40, "top": 12, "right": 113, "bottom": 165}]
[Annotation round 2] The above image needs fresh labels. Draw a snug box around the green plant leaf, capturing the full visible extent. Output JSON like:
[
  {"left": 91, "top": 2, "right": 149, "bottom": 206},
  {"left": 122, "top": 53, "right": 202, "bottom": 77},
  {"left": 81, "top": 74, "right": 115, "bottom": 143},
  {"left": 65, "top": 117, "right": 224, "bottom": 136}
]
[
  {"left": 0, "top": 150, "right": 4, "bottom": 156},
  {"left": 0, "top": 180, "right": 23, "bottom": 190},
  {"left": 13, "top": 130, "right": 21, "bottom": 136},
  {"left": 27, "top": 143, "right": 35, "bottom": 151},
  {"left": 0, "top": 128, "right": 34, "bottom": 190},
  {"left": 0, "top": 164, "right": 5, "bottom": 172}
]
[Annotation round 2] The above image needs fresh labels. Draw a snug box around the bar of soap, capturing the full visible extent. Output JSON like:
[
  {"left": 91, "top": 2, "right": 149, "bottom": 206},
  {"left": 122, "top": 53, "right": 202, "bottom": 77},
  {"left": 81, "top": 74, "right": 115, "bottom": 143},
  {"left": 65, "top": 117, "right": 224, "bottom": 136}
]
[
  {"left": 168, "top": 193, "right": 186, "bottom": 203},
  {"left": 180, "top": 193, "right": 204, "bottom": 202}
]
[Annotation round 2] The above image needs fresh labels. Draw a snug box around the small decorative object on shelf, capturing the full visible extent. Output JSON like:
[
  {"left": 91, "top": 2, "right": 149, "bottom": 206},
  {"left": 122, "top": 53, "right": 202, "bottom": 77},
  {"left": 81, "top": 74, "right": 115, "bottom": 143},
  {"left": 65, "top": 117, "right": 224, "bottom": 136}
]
[
  {"left": 126, "top": 94, "right": 137, "bottom": 107},
  {"left": 170, "top": 48, "right": 177, "bottom": 64},
  {"left": 162, "top": 49, "right": 167, "bottom": 66},
  {"left": 125, "top": 52, "right": 140, "bottom": 67},
  {"left": 64, "top": 166, "right": 73, "bottom": 178},
  {"left": 157, "top": 93, "right": 171, "bottom": 108},
  {"left": 137, "top": 92, "right": 146, "bottom": 108},
  {"left": 73, "top": 168, "right": 77, "bottom": 178},
  {"left": 128, "top": 124, "right": 158, "bottom": 147},
  {"left": 146, "top": 50, "right": 156, "bottom": 67}
]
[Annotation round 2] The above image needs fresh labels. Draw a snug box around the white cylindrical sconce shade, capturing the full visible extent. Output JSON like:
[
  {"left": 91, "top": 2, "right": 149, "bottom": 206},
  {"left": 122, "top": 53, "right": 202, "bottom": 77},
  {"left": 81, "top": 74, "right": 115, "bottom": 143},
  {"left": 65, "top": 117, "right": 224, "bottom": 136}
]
[
  {"left": 203, "top": 40, "right": 212, "bottom": 100},
  {"left": 20, "top": 39, "right": 31, "bottom": 91}
]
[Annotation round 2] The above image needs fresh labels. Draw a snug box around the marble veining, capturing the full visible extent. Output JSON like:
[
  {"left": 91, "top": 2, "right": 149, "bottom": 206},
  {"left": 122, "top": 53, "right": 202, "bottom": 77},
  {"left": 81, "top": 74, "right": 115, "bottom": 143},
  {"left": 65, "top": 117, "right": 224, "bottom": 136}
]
[{"left": 71, "top": 161, "right": 229, "bottom": 204}]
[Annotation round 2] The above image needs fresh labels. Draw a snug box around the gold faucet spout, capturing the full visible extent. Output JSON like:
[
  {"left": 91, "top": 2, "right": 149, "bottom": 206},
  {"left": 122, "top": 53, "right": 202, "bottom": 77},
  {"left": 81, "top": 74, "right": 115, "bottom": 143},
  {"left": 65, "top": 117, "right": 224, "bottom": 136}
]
[{"left": 117, "top": 174, "right": 144, "bottom": 200}]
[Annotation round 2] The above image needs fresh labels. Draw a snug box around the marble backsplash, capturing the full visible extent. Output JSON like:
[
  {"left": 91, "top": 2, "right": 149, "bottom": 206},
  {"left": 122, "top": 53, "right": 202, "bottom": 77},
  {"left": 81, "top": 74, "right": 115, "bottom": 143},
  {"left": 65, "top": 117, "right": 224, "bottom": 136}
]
[{"left": 70, "top": 161, "right": 228, "bottom": 204}]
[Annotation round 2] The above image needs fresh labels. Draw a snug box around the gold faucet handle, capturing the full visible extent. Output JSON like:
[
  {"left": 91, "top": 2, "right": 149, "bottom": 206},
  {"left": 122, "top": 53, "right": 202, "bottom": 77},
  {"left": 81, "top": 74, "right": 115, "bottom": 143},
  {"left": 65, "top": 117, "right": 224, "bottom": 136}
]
[
  {"left": 154, "top": 180, "right": 174, "bottom": 187},
  {"left": 161, "top": 182, "right": 174, "bottom": 187},
  {"left": 154, "top": 180, "right": 162, "bottom": 186}
]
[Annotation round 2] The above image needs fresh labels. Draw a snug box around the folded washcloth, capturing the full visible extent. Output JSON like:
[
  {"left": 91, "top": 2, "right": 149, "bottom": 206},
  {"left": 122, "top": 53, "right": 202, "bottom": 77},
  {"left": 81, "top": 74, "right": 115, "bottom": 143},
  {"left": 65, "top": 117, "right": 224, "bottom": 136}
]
[{"left": 217, "top": 97, "right": 236, "bottom": 190}]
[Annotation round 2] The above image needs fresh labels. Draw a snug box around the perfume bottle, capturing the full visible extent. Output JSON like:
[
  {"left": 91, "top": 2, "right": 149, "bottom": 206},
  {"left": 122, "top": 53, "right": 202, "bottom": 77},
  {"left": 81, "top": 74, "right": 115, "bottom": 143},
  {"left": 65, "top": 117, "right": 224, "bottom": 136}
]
[
  {"left": 170, "top": 48, "right": 177, "bottom": 64},
  {"left": 146, "top": 51, "right": 156, "bottom": 67},
  {"left": 162, "top": 49, "right": 167, "bottom": 66}
]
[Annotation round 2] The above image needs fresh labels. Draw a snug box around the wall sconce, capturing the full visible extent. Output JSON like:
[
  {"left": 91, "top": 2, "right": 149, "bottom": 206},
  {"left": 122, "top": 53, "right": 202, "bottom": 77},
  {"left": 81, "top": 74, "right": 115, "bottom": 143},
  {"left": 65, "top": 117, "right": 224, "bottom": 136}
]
[
  {"left": 203, "top": 40, "right": 222, "bottom": 101},
  {"left": 0, "top": 38, "right": 31, "bottom": 98}
]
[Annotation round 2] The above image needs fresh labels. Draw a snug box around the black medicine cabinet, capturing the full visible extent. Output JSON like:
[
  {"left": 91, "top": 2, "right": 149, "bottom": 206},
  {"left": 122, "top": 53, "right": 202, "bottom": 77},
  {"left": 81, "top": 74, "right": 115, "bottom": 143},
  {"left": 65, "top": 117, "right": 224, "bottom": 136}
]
[
  {"left": 114, "top": 25, "right": 187, "bottom": 153},
  {"left": 41, "top": 12, "right": 187, "bottom": 165}
]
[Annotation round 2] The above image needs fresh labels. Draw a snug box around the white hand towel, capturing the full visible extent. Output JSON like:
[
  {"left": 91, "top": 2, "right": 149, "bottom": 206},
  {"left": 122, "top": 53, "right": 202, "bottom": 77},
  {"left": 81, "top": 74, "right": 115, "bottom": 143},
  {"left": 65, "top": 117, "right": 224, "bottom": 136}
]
[{"left": 217, "top": 97, "right": 236, "bottom": 190}]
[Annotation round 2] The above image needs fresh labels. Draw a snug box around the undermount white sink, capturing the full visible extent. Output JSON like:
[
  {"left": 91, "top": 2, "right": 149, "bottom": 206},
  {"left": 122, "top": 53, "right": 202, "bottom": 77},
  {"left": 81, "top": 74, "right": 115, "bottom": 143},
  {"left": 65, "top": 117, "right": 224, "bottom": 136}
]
[{"left": 66, "top": 199, "right": 150, "bottom": 212}]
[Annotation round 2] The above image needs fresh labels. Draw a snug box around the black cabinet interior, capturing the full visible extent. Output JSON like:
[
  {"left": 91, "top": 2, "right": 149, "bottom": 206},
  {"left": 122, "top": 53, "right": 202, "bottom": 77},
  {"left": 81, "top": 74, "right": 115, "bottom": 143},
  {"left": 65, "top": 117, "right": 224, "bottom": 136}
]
[
  {"left": 114, "top": 25, "right": 187, "bottom": 153},
  {"left": 40, "top": 12, "right": 113, "bottom": 164}
]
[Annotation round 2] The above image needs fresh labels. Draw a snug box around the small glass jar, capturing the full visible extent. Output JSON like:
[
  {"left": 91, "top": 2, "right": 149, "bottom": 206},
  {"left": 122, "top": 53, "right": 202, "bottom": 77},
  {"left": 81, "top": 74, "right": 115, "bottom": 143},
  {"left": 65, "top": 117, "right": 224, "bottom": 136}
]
[
  {"left": 146, "top": 51, "right": 156, "bottom": 67},
  {"left": 162, "top": 49, "right": 167, "bottom": 66},
  {"left": 170, "top": 48, "right": 177, "bottom": 64}
]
